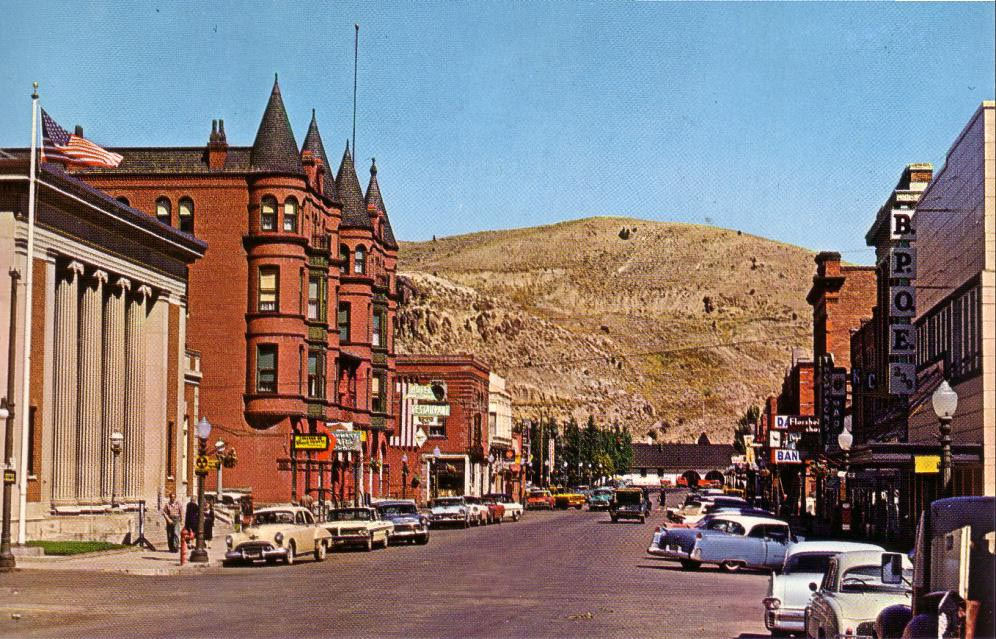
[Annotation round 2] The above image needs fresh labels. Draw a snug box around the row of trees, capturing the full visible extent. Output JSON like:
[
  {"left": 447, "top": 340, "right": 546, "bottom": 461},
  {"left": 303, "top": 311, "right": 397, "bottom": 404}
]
[{"left": 526, "top": 416, "right": 634, "bottom": 487}]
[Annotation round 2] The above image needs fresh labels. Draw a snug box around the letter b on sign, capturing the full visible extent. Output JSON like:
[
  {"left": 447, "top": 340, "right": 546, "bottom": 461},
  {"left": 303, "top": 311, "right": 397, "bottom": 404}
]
[{"left": 891, "top": 211, "right": 914, "bottom": 240}]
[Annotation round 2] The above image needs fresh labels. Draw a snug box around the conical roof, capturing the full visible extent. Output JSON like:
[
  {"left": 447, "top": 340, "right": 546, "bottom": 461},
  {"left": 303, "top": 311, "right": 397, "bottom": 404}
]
[
  {"left": 301, "top": 110, "right": 338, "bottom": 201},
  {"left": 250, "top": 76, "right": 304, "bottom": 175},
  {"left": 365, "top": 159, "right": 397, "bottom": 248},
  {"left": 336, "top": 141, "right": 371, "bottom": 229}
]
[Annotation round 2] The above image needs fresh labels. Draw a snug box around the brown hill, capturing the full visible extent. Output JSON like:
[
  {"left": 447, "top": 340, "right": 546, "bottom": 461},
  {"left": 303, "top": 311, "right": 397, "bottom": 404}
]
[{"left": 396, "top": 217, "right": 814, "bottom": 444}]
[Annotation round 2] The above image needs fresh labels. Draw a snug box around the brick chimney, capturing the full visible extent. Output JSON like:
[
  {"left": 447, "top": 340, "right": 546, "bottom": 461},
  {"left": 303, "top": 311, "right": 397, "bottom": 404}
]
[
  {"left": 301, "top": 150, "right": 325, "bottom": 195},
  {"left": 814, "top": 251, "right": 842, "bottom": 278},
  {"left": 207, "top": 118, "right": 228, "bottom": 171}
]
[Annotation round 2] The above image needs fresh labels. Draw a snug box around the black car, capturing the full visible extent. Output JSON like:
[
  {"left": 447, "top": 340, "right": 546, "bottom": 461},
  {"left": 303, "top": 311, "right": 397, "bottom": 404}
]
[
  {"left": 609, "top": 488, "right": 650, "bottom": 523},
  {"left": 375, "top": 500, "right": 430, "bottom": 545}
]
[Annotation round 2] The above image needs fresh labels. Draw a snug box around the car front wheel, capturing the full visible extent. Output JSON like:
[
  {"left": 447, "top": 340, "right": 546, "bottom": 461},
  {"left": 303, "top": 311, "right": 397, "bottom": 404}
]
[
  {"left": 719, "top": 560, "right": 741, "bottom": 573},
  {"left": 365, "top": 534, "right": 374, "bottom": 552},
  {"left": 285, "top": 541, "right": 296, "bottom": 565},
  {"left": 314, "top": 540, "right": 327, "bottom": 562}
]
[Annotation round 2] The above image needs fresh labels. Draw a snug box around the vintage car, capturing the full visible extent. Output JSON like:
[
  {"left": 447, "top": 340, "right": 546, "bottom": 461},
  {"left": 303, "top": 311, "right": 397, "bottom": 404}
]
[
  {"left": 609, "top": 488, "right": 651, "bottom": 523},
  {"left": 648, "top": 514, "right": 797, "bottom": 571},
  {"left": 553, "top": 489, "right": 586, "bottom": 510},
  {"left": 762, "top": 541, "right": 884, "bottom": 635},
  {"left": 321, "top": 507, "right": 394, "bottom": 551},
  {"left": 525, "top": 489, "right": 555, "bottom": 510},
  {"left": 465, "top": 495, "right": 502, "bottom": 524},
  {"left": 587, "top": 487, "right": 614, "bottom": 511},
  {"left": 666, "top": 507, "right": 776, "bottom": 529},
  {"left": 482, "top": 493, "right": 522, "bottom": 522},
  {"left": 375, "top": 500, "right": 430, "bottom": 545},
  {"left": 804, "top": 550, "right": 912, "bottom": 639},
  {"left": 429, "top": 496, "right": 474, "bottom": 527},
  {"left": 666, "top": 495, "right": 748, "bottom": 525},
  {"left": 224, "top": 505, "right": 331, "bottom": 566}
]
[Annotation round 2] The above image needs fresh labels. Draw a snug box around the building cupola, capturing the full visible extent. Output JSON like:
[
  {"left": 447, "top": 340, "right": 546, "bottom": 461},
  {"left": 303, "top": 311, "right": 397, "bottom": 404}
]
[
  {"left": 364, "top": 157, "right": 398, "bottom": 249},
  {"left": 337, "top": 140, "right": 370, "bottom": 230},
  {"left": 250, "top": 74, "right": 304, "bottom": 176}
]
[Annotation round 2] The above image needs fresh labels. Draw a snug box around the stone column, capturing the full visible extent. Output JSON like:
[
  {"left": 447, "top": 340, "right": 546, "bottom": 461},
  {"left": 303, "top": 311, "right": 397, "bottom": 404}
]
[
  {"left": 76, "top": 269, "right": 107, "bottom": 503},
  {"left": 101, "top": 277, "right": 129, "bottom": 502},
  {"left": 123, "top": 285, "right": 150, "bottom": 501},
  {"left": 51, "top": 261, "right": 84, "bottom": 505}
]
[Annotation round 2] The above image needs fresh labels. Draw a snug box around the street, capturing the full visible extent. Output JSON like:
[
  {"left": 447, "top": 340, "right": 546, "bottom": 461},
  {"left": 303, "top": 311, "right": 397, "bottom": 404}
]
[{"left": 0, "top": 508, "right": 771, "bottom": 639}]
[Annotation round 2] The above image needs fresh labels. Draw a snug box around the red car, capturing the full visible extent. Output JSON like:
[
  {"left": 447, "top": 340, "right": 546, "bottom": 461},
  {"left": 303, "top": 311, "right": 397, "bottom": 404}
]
[
  {"left": 479, "top": 496, "right": 507, "bottom": 524},
  {"left": 525, "top": 489, "right": 555, "bottom": 510}
]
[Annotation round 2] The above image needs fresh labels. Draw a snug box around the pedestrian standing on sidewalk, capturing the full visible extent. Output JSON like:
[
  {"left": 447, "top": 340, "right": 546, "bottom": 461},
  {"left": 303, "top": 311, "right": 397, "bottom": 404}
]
[
  {"left": 184, "top": 496, "right": 200, "bottom": 537},
  {"left": 203, "top": 501, "right": 215, "bottom": 548},
  {"left": 161, "top": 493, "right": 182, "bottom": 552}
]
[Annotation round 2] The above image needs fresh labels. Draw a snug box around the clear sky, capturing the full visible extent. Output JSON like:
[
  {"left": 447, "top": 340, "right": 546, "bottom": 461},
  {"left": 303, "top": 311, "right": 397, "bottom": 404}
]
[{"left": 1, "top": 2, "right": 993, "bottom": 262}]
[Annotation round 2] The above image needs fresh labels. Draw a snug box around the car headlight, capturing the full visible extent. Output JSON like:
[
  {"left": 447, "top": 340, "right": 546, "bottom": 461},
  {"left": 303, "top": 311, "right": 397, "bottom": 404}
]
[
  {"left": 459, "top": 508, "right": 466, "bottom": 515},
  {"left": 225, "top": 535, "right": 233, "bottom": 549},
  {"left": 274, "top": 532, "right": 284, "bottom": 545},
  {"left": 762, "top": 597, "right": 781, "bottom": 610}
]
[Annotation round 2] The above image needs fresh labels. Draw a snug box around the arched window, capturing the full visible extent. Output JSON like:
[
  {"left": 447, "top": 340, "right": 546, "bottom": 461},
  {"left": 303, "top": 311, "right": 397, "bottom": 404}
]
[
  {"left": 283, "top": 197, "right": 298, "bottom": 233},
  {"left": 354, "top": 246, "right": 366, "bottom": 274},
  {"left": 339, "top": 246, "right": 350, "bottom": 274},
  {"left": 178, "top": 197, "right": 194, "bottom": 234},
  {"left": 155, "top": 197, "right": 171, "bottom": 225},
  {"left": 260, "top": 196, "right": 277, "bottom": 231},
  {"left": 116, "top": 196, "right": 130, "bottom": 206}
]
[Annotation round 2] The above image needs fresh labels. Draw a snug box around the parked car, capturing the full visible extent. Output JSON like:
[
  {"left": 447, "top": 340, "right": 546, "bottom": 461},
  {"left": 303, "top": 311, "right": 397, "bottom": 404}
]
[
  {"left": 321, "top": 507, "right": 394, "bottom": 551},
  {"left": 609, "top": 488, "right": 650, "bottom": 523},
  {"left": 648, "top": 514, "right": 797, "bottom": 571},
  {"left": 429, "top": 496, "right": 473, "bottom": 527},
  {"left": 667, "top": 507, "right": 776, "bottom": 529},
  {"left": 762, "top": 541, "right": 884, "bottom": 635},
  {"left": 667, "top": 496, "right": 749, "bottom": 525},
  {"left": 466, "top": 495, "right": 502, "bottom": 524},
  {"left": 224, "top": 505, "right": 331, "bottom": 566},
  {"left": 553, "top": 489, "right": 586, "bottom": 510},
  {"left": 482, "top": 493, "right": 523, "bottom": 522},
  {"left": 525, "top": 489, "right": 555, "bottom": 510},
  {"left": 375, "top": 500, "right": 430, "bottom": 545},
  {"left": 587, "top": 487, "right": 614, "bottom": 511},
  {"left": 804, "top": 549, "right": 912, "bottom": 639}
]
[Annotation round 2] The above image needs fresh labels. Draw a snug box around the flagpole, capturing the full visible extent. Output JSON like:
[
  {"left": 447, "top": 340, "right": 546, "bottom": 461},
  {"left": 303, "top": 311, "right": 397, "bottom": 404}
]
[
  {"left": 17, "top": 83, "right": 39, "bottom": 545},
  {"left": 352, "top": 23, "right": 358, "bottom": 158}
]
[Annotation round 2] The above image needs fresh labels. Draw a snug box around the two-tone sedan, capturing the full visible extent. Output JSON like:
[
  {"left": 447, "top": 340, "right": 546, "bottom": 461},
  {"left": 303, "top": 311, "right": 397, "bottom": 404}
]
[
  {"left": 587, "top": 487, "right": 614, "bottom": 511},
  {"left": 224, "top": 506, "right": 331, "bottom": 566},
  {"left": 376, "top": 500, "right": 430, "bottom": 545},
  {"left": 321, "top": 507, "right": 394, "bottom": 551},
  {"left": 648, "top": 514, "right": 797, "bottom": 571},
  {"left": 429, "top": 496, "right": 473, "bottom": 528},
  {"left": 525, "top": 489, "right": 555, "bottom": 510},
  {"left": 482, "top": 493, "right": 523, "bottom": 522}
]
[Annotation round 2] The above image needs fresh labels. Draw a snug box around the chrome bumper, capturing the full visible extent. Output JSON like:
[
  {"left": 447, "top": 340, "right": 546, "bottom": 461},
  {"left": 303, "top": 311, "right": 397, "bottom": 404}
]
[
  {"left": 764, "top": 608, "right": 805, "bottom": 632},
  {"left": 226, "top": 546, "right": 288, "bottom": 561},
  {"left": 391, "top": 526, "right": 428, "bottom": 538}
]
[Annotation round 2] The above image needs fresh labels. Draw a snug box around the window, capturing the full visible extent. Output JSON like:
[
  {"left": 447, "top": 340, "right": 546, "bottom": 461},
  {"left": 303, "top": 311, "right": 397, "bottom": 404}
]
[
  {"left": 178, "top": 197, "right": 194, "bottom": 234},
  {"left": 372, "top": 310, "right": 384, "bottom": 347},
  {"left": 354, "top": 246, "right": 366, "bottom": 274},
  {"left": 256, "top": 344, "right": 277, "bottom": 393},
  {"left": 261, "top": 196, "right": 277, "bottom": 231},
  {"left": 258, "top": 266, "right": 279, "bottom": 312},
  {"left": 429, "top": 417, "right": 446, "bottom": 438},
  {"left": 155, "top": 197, "right": 171, "bottom": 225},
  {"left": 307, "top": 275, "right": 323, "bottom": 321},
  {"left": 283, "top": 197, "right": 298, "bottom": 232},
  {"left": 371, "top": 373, "right": 385, "bottom": 412},
  {"left": 337, "top": 303, "right": 351, "bottom": 342},
  {"left": 339, "top": 246, "right": 350, "bottom": 274},
  {"left": 307, "top": 350, "right": 325, "bottom": 398}
]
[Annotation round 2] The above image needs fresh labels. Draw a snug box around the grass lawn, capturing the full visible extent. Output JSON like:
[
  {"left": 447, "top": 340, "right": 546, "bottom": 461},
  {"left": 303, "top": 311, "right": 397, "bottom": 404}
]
[{"left": 26, "top": 540, "right": 128, "bottom": 555}]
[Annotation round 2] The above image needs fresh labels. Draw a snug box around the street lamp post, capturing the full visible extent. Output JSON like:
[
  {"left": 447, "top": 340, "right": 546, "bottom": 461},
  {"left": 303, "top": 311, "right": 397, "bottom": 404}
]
[
  {"left": 109, "top": 432, "right": 124, "bottom": 508},
  {"left": 214, "top": 440, "right": 226, "bottom": 502},
  {"left": 401, "top": 454, "right": 409, "bottom": 500},
  {"left": 544, "top": 459, "right": 551, "bottom": 488},
  {"left": 0, "top": 268, "right": 21, "bottom": 573},
  {"left": 931, "top": 380, "right": 958, "bottom": 497},
  {"left": 837, "top": 428, "right": 853, "bottom": 500},
  {"left": 431, "top": 447, "right": 441, "bottom": 501},
  {"left": 189, "top": 417, "right": 212, "bottom": 563},
  {"left": 487, "top": 454, "right": 495, "bottom": 493}
]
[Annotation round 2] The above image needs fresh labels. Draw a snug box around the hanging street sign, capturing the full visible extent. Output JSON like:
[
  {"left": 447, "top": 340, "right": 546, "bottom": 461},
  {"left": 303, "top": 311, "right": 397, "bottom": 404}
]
[
  {"left": 771, "top": 449, "right": 802, "bottom": 464},
  {"left": 914, "top": 455, "right": 940, "bottom": 474},
  {"left": 3, "top": 469, "right": 15, "bottom": 484},
  {"left": 332, "top": 430, "right": 363, "bottom": 452},
  {"left": 412, "top": 403, "right": 450, "bottom": 417},
  {"left": 292, "top": 434, "right": 330, "bottom": 451},
  {"left": 414, "top": 427, "right": 428, "bottom": 448}
]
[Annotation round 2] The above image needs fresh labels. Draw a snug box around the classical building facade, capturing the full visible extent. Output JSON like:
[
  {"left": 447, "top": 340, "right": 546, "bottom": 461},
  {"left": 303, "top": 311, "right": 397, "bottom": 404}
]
[
  {"left": 75, "top": 78, "right": 399, "bottom": 503},
  {"left": 0, "top": 160, "right": 205, "bottom": 540}
]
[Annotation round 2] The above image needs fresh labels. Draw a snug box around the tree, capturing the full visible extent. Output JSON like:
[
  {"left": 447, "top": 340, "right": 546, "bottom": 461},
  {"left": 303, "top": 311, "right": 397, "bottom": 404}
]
[{"left": 733, "top": 405, "right": 760, "bottom": 455}]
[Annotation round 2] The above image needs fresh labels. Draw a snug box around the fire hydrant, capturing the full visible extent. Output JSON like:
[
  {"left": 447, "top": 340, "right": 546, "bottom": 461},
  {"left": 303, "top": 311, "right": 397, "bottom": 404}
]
[{"left": 179, "top": 528, "right": 195, "bottom": 565}]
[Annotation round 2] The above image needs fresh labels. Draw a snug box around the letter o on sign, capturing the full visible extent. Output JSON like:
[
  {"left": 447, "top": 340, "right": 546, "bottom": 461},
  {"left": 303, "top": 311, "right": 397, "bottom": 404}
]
[{"left": 894, "top": 290, "right": 914, "bottom": 312}]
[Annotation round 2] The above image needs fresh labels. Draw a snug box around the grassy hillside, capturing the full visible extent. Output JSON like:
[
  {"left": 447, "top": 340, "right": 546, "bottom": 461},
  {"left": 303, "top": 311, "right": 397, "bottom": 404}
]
[{"left": 396, "top": 217, "right": 814, "bottom": 443}]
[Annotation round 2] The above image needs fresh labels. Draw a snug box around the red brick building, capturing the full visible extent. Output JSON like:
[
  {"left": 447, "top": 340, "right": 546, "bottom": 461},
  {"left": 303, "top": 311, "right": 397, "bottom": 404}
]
[
  {"left": 75, "top": 78, "right": 399, "bottom": 502},
  {"left": 386, "top": 355, "right": 491, "bottom": 503}
]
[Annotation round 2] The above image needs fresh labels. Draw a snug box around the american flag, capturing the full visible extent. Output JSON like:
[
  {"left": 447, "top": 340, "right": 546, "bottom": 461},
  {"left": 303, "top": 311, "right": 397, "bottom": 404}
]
[
  {"left": 391, "top": 380, "right": 418, "bottom": 449},
  {"left": 41, "top": 109, "right": 122, "bottom": 168}
]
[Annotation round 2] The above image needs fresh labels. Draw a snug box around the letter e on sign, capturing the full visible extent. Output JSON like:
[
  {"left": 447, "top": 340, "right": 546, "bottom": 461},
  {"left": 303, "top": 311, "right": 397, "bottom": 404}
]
[{"left": 890, "top": 325, "right": 915, "bottom": 355}]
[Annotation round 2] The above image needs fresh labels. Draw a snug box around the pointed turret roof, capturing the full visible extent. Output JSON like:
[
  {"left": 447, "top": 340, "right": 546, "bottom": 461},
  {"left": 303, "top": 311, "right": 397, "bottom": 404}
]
[
  {"left": 336, "top": 141, "right": 371, "bottom": 229},
  {"left": 365, "top": 159, "right": 397, "bottom": 248},
  {"left": 301, "top": 109, "right": 338, "bottom": 201},
  {"left": 250, "top": 75, "right": 304, "bottom": 175}
]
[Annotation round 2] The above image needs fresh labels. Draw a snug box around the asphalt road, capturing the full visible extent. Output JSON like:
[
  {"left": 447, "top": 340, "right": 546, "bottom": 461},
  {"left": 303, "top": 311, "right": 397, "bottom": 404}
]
[{"left": 0, "top": 508, "right": 773, "bottom": 639}]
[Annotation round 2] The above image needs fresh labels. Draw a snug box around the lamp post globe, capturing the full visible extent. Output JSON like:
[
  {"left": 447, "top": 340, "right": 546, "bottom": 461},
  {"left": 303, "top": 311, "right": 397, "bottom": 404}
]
[
  {"left": 837, "top": 430, "right": 853, "bottom": 452},
  {"left": 932, "top": 380, "right": 958, "bottom": 497}
]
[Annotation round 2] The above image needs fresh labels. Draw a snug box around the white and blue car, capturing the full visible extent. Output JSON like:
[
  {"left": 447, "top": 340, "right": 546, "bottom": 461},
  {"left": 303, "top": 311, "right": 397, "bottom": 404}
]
[
  {"left": 376, "top": 500, "right": 430, "bottom": 545},
  {"left": 648, "top": 514, "right": 798, "bottom": 572}
]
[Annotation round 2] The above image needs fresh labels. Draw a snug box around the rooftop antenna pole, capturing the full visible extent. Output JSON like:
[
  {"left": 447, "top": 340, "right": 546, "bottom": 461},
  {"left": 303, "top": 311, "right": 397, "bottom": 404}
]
[{"left": 352, "top": 23, "right": 359, "bottom": 158}]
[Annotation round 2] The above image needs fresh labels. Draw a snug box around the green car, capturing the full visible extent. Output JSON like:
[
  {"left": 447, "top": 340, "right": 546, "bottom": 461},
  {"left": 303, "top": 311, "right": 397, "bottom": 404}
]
[{"left": 587, "top": 488, "right": 613, "bottom": 511}]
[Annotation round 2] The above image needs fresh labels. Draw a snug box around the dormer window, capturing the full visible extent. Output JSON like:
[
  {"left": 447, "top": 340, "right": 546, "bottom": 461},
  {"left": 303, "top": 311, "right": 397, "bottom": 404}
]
[
  {"left": 178, "top": 197, "right": 194, "bottom": 234},
  {"left": 261, "top": 196, "right": 277, "bottom": 231},
  {"left": 283, "top": 197, "right": 298, "bottom": 233},
  {"left": 354, "top": 246, "right": 366, "bottom": 274},
  {"left": 156, "top": 197, "right": 171, "bottom": 225}
]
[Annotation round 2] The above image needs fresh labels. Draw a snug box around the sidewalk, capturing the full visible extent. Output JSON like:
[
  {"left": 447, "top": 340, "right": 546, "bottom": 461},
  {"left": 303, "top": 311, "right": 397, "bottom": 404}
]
[{"left": 12, "top": 531, "right": 232, "bottom": 576}]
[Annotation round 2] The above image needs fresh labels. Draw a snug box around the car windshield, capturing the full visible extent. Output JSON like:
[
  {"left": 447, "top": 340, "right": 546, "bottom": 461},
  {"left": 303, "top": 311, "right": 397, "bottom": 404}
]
[
  {"left": 614, "top": 491, "right": 643, "bottom": 505},
  {"left": 378, "top": 505, "right": 417, "bottom": 517},
  {"left": 252, "top": 511, "right": 295, "bottom": 526},
  {"left": 329, "top": 509, "right": 372, "bottom": 521},
  {"left": 840, "top": 564, "right": 912, "bottom": 593},
  {"left": 783, "top": 553, "right": 833, "bottom": 575},
  {"left": 433, "top": 498, "right": 464, "bottom": 507}
]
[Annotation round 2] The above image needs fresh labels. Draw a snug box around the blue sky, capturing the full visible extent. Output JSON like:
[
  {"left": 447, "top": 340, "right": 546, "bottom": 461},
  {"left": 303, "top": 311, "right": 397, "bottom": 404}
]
[{"left": 1, "top": 2, "right": 993, "bottom": 262}]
